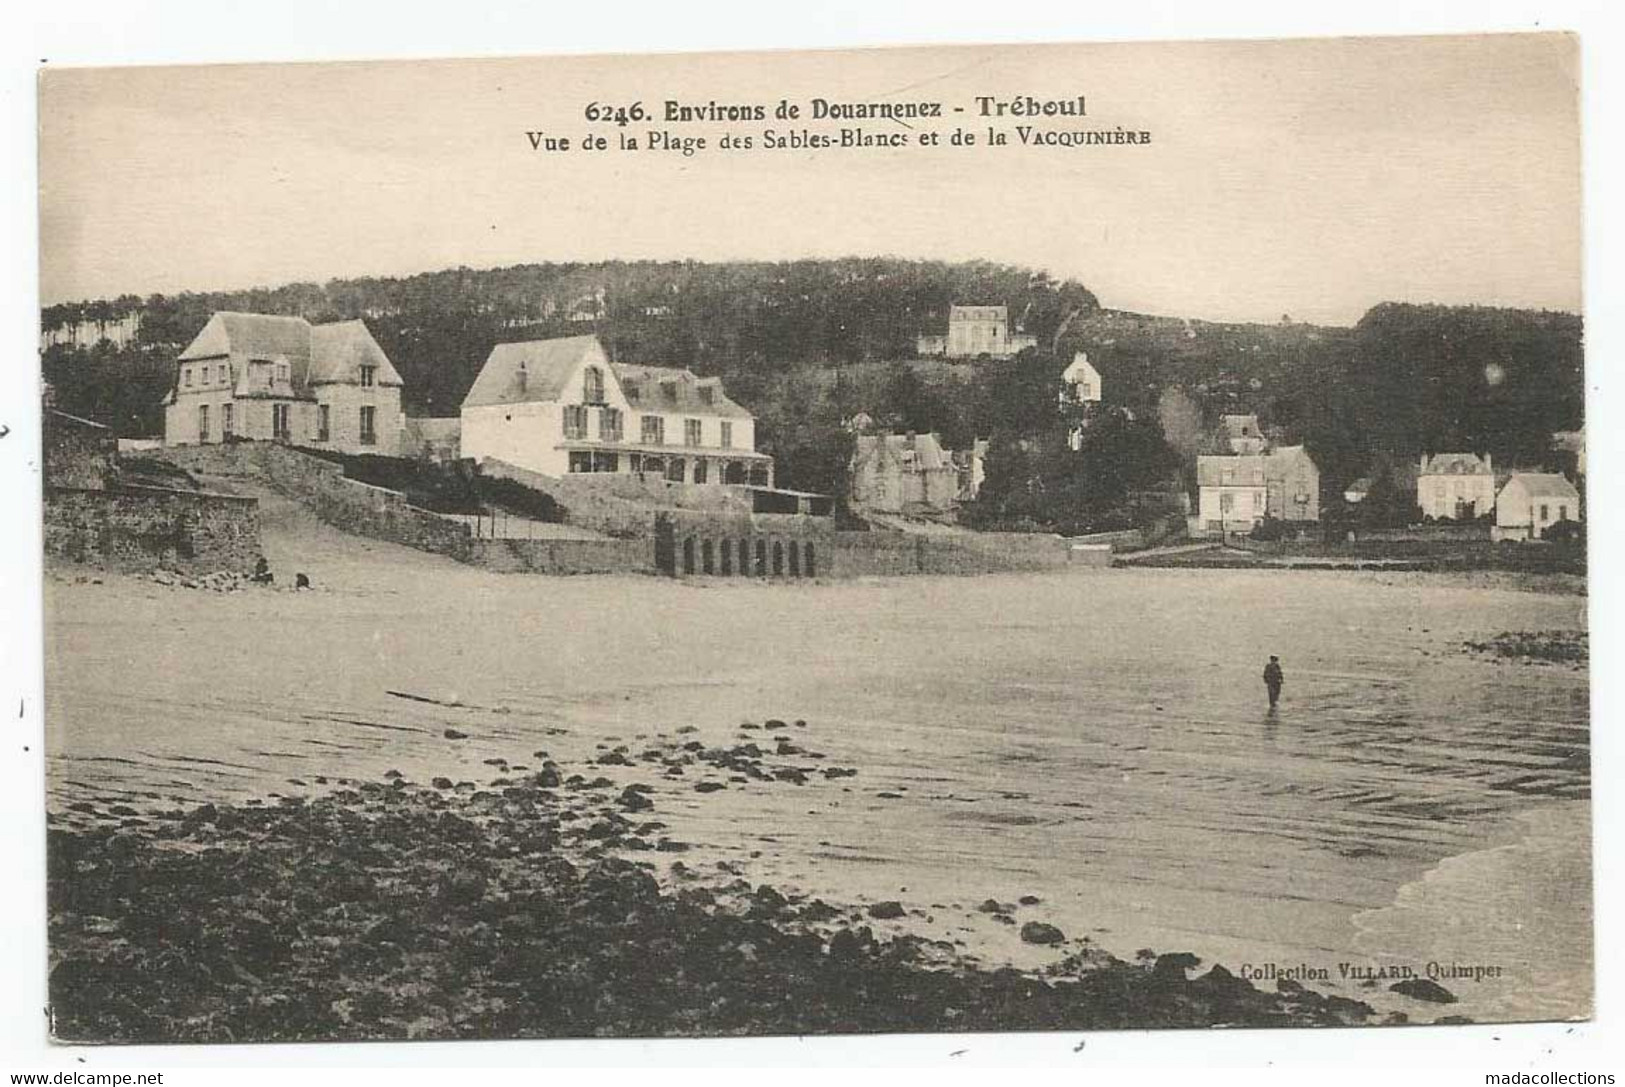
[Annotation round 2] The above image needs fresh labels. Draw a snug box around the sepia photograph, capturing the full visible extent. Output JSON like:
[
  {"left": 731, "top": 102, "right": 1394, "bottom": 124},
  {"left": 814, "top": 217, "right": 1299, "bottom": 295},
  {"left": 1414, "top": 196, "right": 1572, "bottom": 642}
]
[{"left": 14, "top": 16, "right": 1611, "bottom": 1066}]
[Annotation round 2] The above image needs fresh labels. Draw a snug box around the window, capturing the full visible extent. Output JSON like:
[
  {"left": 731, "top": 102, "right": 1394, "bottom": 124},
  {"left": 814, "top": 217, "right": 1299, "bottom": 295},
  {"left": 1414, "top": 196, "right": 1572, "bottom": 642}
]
[
  {"left": 1540, "top": 503, "right": 1550, "bottom": 521},
  {"left": 599, "top": 407, "right": 623, "bottom": 442},
  {"left": 694, "top": 459, "right": 709, "bottom": 484},
  {"left": 568, "top": 451, "right": 592, "bottom": 473},
  {"left": 666, "top": 458, "right": 686, "bottom": 483},
  {"left": 699, "top": 385, "right": 715, "bottom": 406},
  {"left": 317, "top": 404, "right": 331, "bottom": 442},
  {"left": 592, "top": 452, "right": 620, "bottom": 473},
  {"left": 198, "top": 404, "right": 210, "bottom": 441},
  {"left": 624, "top": 382, "right": 641, "bottom": 403},
  {"left": 661, "top": 381, "right": 679, "bottom": 404},
  {"left": 1220, "top": 492, "right": 1234, "bottom": 514},
  {"left": 685, "top": 418, "right": 703, "bottom": 447},
  {"left": 359, "top": 365, "right": 376, "bottom": 388},
  {"left": 563, "top": 404, "right": 588, "bottom": 440},
  {"left": 183, "top": 367, "right": 192, "bottom": 387},
  {"left": 582, "top": 366, "right": 605, "bottom": 403},
  {"left": 720, "top": 421, "right": 733, "bottom": 449},
  {"left": 222, "top": 404, "right": 234, "bottom": 438},
  {"left": 1558, "top": 504, "right": 1568, "bottom": 521},
  {"left": 360, "top": 406, "right": 376, "bottom": 445},
  {"left": 272, "top": 403, "right": 291, "bottom": 441},
  {"left": 219, "top": 365, "right": 228, "bottom": 385},
  {"left": 641, "top": 415, "right": 664, "bottom": 445},
  {"left": 276, "top": 362, "right": 290, "bottom": 384}
]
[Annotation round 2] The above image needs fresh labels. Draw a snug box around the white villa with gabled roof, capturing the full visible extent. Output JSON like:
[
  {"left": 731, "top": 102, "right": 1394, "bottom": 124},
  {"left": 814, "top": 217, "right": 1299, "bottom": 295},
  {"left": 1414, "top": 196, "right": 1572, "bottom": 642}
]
[{"left": 459, "top": 335, "right": 773, "bottom": 486}]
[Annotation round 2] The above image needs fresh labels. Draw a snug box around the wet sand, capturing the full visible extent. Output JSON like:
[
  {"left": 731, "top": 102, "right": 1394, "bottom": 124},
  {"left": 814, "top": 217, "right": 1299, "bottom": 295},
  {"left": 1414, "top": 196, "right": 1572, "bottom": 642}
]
[{"left": 44, "top": 503, "right": 1591, "bottom": 1025}]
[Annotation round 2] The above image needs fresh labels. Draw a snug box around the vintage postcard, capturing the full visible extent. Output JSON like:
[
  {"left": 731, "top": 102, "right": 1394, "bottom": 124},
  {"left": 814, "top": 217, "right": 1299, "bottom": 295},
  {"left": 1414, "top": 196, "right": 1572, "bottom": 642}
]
[{"left": 36, "top": 33, "right": 1588, "bottom": 1044}]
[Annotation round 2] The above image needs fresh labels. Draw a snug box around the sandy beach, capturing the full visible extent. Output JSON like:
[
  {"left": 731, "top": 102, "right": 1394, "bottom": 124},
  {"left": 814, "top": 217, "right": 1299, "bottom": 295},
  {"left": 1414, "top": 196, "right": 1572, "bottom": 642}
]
[{"left": 44, "top": 496, "right": 1591, "bottom": 1030}]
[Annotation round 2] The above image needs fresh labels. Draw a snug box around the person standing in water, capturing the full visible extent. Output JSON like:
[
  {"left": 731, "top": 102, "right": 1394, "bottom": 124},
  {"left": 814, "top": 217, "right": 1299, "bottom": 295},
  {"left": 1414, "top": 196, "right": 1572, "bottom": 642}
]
[{"left": 1263, "top": 655, "right": 1284, "bottom": 708}]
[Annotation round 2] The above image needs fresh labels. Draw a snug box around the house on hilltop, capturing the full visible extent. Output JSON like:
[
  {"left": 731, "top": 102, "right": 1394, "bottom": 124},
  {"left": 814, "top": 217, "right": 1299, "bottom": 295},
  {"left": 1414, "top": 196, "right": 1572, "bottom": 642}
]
[
  {"left": 1417, "top": 453, "right": 1496, "bottom": 520},
  {"left": 1061, "top": 352, "right": 1102, "bottom": 404},
  {"left": 163, "top": 312, "right": 404, "bottom": 455},
  {"left": 1493, "top": 473, "right": 1581, "bottom": 542},
  {"left": 916, "top": 305, "right": 1038, "bottom": 359},
  {"left": 459, "top": 334, "right": 773, "bottom": 486}
]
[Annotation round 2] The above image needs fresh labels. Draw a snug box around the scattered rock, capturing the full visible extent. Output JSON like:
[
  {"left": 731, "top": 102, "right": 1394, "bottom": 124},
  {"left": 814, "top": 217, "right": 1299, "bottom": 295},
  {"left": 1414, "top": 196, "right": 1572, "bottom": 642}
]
[
  {"left": 1391, "top": 978, "right": 1457, "bottom": 1004},
  {"left": 867, "top": 901, "right": 907, "bottom": 920},
  {"left": 1020, "top": 921, "right": 1065, "bottom": 945}
]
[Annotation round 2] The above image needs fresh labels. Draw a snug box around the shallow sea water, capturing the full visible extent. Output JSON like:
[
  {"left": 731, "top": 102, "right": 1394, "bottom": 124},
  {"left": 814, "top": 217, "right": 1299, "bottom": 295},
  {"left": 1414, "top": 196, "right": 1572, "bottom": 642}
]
[{"left": 45, "top": 509, "right": 1590, "bottom": 1025}]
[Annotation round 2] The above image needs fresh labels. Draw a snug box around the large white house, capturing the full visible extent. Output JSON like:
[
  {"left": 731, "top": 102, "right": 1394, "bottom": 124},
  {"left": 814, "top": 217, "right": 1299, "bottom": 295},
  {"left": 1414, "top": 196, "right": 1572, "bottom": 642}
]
[
  {"left": 1196, "top": 454, "right": 1269, "bottom": 534},
  {"left": 164, "top": 312, "right": 404, "bottom": 455},
  {"left": 916, "top": 305, "right": 1038, "bottom": 359},
  {"left": 1196, "top": 446, "right": 1321, "bottom": 535},
  {"left": 459, "top": 335, "right": 773, "bottom": 485},
  {"left": 1416, "top": 453, "right": 1496, "bottom": 520},
  {"left": 1493, "top": 472, "right": 1581, "bottom": 541}
]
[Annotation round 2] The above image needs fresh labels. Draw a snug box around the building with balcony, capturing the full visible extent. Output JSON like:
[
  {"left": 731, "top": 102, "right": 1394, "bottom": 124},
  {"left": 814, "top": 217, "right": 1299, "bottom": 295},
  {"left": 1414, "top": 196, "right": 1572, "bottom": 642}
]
[{"left": 459, "top": 335, "right": 773, "bottom": 486}]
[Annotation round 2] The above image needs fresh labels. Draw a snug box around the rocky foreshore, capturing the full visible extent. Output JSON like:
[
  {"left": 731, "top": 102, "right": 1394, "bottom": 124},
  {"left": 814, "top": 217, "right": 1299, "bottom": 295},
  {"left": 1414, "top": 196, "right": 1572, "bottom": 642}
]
[
  {"left": 1463, "top": 629, "right": 1588, "bottom": 666},
  {"left": 48, "top": 750, "right": 1393, "bottom": 1044}
]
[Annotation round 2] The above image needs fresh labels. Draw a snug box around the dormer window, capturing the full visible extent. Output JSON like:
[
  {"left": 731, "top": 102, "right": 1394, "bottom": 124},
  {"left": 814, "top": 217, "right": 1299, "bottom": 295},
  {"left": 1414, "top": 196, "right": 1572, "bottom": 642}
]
[
  {"left": 276, "top": 362, "right": 290, "bottom": 384},
  {"left": 661, "top": 381, "right": 679, "bottom": 404},
  {"left": 582, "top": 366, "right": 605, "bottom": 404},
  {"left": 359, "top": 365, "right": 376, "bottom": 388},
  {"left": 624, "top": 383, "right": 641, "bottom": 403},
  {"left": 699, "top": 385, "right": 716, "bottom": 406}
]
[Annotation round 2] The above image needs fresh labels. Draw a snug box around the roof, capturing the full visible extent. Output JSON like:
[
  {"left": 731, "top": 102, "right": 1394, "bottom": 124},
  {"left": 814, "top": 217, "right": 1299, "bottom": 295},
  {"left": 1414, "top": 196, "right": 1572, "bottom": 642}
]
[
  {"left": 1197, "top": 454, "right": 1268, "bottom": 487},
  {"left": 949, "top": 305, "right": 1007, "bottom": 322},
  {"left": 854, "top": 433, "right": 952, "bottom": 471},
  {"left": 612, "top": 363, "right": 752, "bottom": 419},
  {"left": 180, "top": 312, "right": 310, "bottom": 363},
  {"left": 308, "top": 321, "right": 402, "bottom": 386},
  {"left": 176, "top": 312, "right": 400, "bottom": 393},
  {"left": 1503, "top": 472, "right": 1580, "bottom": 500},
  {"left": 462, "top": 336, "right": 603, "bottom": 409},
  {"left": 1063, "top": 353, "right": 1100, "bottom": 380},
  {"left": 1420, "top": 453, "right": 1492, "bottom": 476}
]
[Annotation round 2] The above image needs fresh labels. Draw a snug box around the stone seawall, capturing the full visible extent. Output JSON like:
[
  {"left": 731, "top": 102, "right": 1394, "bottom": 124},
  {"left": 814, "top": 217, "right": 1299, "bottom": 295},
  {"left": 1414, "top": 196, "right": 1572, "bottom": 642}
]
[
  {"left": 659, "top": 509, "right": 1077, "bottom": 578},
  {"left": 467, "top": 537, "right": 656, "bottom": 576},
  {"left": 154, "top": 442, "right": 473, "bottom": 561},
  {"left": 44, "top": 485, "right": 260, "bottom": 574}
]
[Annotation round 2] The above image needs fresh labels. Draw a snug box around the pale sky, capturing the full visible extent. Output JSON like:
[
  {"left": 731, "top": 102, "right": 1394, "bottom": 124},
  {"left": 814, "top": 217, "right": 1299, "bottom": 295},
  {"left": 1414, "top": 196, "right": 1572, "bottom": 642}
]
[{"left": 37, "top": 33, "right": 1581, "bottom": 325}]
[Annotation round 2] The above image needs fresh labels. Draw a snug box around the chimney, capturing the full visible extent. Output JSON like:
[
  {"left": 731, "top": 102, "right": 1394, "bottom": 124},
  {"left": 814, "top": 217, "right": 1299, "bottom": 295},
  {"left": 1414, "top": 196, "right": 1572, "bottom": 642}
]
[{"left": 517, "top": 359, "right": 527, "bottom": 394}]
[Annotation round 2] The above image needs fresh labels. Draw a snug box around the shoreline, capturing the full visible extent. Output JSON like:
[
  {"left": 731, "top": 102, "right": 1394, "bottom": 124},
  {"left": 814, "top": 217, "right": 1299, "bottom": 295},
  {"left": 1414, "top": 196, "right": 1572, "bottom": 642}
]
[
  {"left": 43, "top": 565, "right": 1590, "bottom": 1037},
  {"left": 48, "top": 754, "right": 1397, "bottom": 1044}
]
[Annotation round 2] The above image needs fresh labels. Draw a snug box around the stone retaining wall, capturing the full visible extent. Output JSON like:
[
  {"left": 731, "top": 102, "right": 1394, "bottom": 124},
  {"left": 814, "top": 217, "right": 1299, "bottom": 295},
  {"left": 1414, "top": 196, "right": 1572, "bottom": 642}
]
[
  {"left": 467, "top": 537, "right": 655, "bottom": 576},
  {"left": 659, "top": 509, "right": 1076, "bottom": 578},
  {"left": 44, "top": 485, "right": 260, "bottom": 574},
  {"left": 155, "top": 442, "right": 473, "bottom": 560}
]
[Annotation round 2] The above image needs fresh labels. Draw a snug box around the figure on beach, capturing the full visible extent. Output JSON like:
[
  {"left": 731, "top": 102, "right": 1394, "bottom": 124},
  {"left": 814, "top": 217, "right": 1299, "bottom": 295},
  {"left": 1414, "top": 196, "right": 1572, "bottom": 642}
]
[{"left": 1263, "top": 655, "right": 1284, "bottom": 709}]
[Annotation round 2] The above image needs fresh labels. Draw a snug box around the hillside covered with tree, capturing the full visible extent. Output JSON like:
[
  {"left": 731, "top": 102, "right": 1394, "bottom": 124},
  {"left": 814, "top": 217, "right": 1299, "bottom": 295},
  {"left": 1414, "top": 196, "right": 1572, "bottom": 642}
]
[{"left": 40, "top": 259, "right": 1582, "bottom": 510}]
